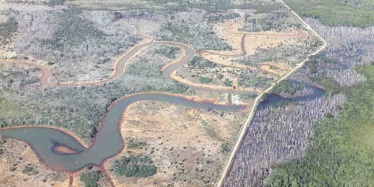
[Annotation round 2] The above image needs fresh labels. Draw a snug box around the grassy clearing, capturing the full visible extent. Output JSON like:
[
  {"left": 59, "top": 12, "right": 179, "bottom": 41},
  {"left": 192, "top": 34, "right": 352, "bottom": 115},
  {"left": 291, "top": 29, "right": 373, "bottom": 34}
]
[
  {"left": 284, "top": 0, "right": 374, "bottom": 27},
  {"left": 265, "top": 64, "right": 374, "bottom": 186}
]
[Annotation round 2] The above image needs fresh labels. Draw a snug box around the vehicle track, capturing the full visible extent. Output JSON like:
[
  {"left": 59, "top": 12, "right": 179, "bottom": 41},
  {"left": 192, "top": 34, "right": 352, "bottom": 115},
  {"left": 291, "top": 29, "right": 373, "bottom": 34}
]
[
  {"left": 0, "top": 1, "right": 327, "bottom": 186},
  {"left": 216, "top": 0, "right": 328, "bottom": 186}
]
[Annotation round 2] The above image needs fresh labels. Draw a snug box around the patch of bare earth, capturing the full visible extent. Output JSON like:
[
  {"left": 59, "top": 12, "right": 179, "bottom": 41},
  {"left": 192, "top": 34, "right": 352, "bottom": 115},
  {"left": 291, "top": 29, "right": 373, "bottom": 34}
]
[
  {"left": 0, "top": 139, "right": 68, "bottom": 187},
  {"left": 108, "top": 100, "right": 250, "bottom": 187},
  {"left": 174, "top": 18, "right": 314, "bottom": 92}
]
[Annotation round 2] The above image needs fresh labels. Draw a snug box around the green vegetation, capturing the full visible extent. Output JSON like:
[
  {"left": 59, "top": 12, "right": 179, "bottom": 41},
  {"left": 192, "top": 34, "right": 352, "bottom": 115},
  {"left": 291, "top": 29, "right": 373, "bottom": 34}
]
[
  {"left": 199, "top": 76, "right": 213, "bottom": 84},
  {"left": 158, "top": 83, "right": 189, "bottom": 94},
  {"left": 154, "top": 45, "right": 180, "bottom": 59},
  {"left": 305, "top": 55, "right": 333, "bottom": 74},
  {"left": 188, "top": 56, "right": 216, "bottom": 69},
  {"left": 262, "top": 93, "right": 270, "bottom": 102},
  {"left": 0, "top": 139, "right": 4, "bottom": 155},
  {"left": 273, "top": 81, "right": 300, "bottom": 95},
  {"left": 126, "top": 137, "right": 147, "bottom": 149},
  {"left": 305, "top": 55, "right": 342, "bottom": 94},
  {"left": 274, "top": 101, "right": 289, "bottom": 108},
  {"left": 80, "top": 170, "right": 102, "bottom": 187},
  {"left": 0, "top": 96, "right": 22, "bottom": 116},
  {"left": 160, "top": 11, "right": 233, "bottom": 51},
  {"left": 241, "top": 93, "right": 258, "bottom": 100},
  {"left": 238, "top": 74, "right": 266, "bottom": 88},
  {"left": 284, "top": 0, "right": 374, "bottom": 27},
  {"left": 0, "top": 17, "right": 17, "bottom": 43},
  {"left": 46, "top": 0, "right": 65, "bottom": 6},
  {"left": 0, "top": 37, "right": 190, "bottom": 142},
  {"left": 359, "top": 124, "right": 374, "bottom": 151},
  {"left": 223, "top": 78, "right": 233, "bottom": 87},
  {"left": 113, "top": 154, "right": 157, "bottom": 178},
  {"left": 146, "top": 0, "right": 282, "bottom": 13},
  {"left": 22, "top": 166, "right": 39, "bottom": 175},
  {"left": 37, "top": 8, "right": 105, "bottom": 50},
  {"left": 0, "top": 95, "right": 29, "bottom": 128},
  {"left": 201, "top": 120, "right": 217, "bottom": 139},
  {"left": 0, "top": 0, "right": 319, "bottom": 149},
  {"left": 318, "top": 78, "right": 341, "bottom": 94},
  {"left": 221, "top": 141, "right": 231, "bottom": 153},
  {"left": 242, "top": 11, "right": 294, "bottom": 32},
  {"left": 265, "top": 65, "right": 374, "bottom": 186},
  {"left": 207, "top": 12, "right": 240, "bottom": 22}
]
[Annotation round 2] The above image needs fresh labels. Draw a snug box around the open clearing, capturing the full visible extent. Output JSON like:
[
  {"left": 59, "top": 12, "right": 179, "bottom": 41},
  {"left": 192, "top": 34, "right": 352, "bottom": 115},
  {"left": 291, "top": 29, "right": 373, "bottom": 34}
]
[
  {"left": 110, "top": 100, "right": 249, "bottom": 187},
  {"left": 0, "top": 0, "right": 324, "bottom": 186}
]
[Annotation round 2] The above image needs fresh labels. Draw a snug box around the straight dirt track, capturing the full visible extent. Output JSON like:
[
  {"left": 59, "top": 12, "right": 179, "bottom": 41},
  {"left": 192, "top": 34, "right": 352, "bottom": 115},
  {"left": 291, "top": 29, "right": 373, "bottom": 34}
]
[
  {"left": 0, "top": 1, "right": 327, "bottom": 185},
  {"left": 216, "top": 0, "right": 328, "bottom": 186}
]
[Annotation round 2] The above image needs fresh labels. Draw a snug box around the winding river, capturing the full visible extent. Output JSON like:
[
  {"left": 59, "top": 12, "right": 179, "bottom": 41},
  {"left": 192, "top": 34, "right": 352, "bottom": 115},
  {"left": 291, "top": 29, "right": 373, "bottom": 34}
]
[
  {"left": 0, "top": 27, "right": 326, "bottom": 183},
  {"left": 258, "top": 80, "right": 326, "bottom": 110},
  {"left": 0, "top": 93, "right": 245, "bottom": 172},
  {"left": 0, "top": 39, "right": 252, "bottom": 173}
]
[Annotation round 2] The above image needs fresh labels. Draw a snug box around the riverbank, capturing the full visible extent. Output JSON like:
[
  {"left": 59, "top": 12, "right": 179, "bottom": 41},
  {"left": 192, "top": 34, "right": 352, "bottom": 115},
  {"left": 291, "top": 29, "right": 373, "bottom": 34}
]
[
  {"left": 217, "top": 0, "right": 328, "bottom": 185},
  {"left": 0, "top": 139, "right": 68, "bottom": 187},
  {"left": 265, "top": 65, "right": 374, "bottom": 186}
]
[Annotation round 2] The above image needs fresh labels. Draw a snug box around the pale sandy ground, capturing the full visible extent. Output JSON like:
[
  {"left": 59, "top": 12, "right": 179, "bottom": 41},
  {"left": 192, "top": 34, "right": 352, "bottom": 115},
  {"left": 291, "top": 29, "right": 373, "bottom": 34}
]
[
  {"left": 0, "top": 139, "right": 68, "bottom": 187},
  {"left": 0, "top": 4, "right": 321, "bottom": 187},
  {"left": 260, "top": 65, "right": 284, "bottom": 77},
  {"left": 171, "top": 71, "right": 263, "bottom": 93},
  {"left": 107, "top": 100, "right": 251, "bottom": 187},
  {"left": 175, "top": 19, "right": 312, "bottom": 91}
]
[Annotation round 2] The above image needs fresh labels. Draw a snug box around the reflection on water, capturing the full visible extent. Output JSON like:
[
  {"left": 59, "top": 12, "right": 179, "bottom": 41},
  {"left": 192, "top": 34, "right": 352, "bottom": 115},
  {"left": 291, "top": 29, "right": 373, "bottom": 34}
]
[
  {"left": 0, "top": 93, "right": 244, "bottom": 172},
  {"left": 258, "top": 80, "right": 326, "bottom": 110}
]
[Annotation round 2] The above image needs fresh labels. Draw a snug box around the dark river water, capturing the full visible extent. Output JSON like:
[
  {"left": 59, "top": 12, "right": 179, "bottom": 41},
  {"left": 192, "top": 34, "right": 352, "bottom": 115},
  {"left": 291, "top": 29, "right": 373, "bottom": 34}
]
[
  {"left": 258, "top": 80, "right": 326, "bottom": 110},
  {"left": 0, "top": 93, "right": 245, "bottom": 172},
  {"left": 0, "top": 81, "right": 325, "bottom": 172},
  {"left": 0, "top": 41, "right": 331, "bottom": 173}
]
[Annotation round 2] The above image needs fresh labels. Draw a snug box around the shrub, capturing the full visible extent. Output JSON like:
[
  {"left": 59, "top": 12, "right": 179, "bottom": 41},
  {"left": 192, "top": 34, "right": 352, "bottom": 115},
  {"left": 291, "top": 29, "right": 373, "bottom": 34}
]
[
  {"left": 223, "top": 78, "right": 233, "bottom": 87},
  {"left": 272, "top": 81, "right": 301, "bottom": 95},
  {"left": 318, "top": 78, "right": 341, "bottom": 94},
  {"left": 126, "top": 138, "right": 147, "bottom": 149},
  {"left": 221, "top": 141, "right": 231, "bottom": 153},
  {"left": 0, "top": 18, "right": 17, "bottom": 43},
  {"left": 188, "top": 56, "right": 216, "bottom": 69},
  {"left": 0, "top": 139, "right": 4, "bottom": 155},
  {"left": 154, "top": 46, "right": 180, "bottom": 59},
  {"left": 46, "top": 0, "right": 65, "bottom": 6},
  {"left": 113, "top": 154, "right": 157, "bottom": 178},
  {"left": 22, "top": 166, "right": 39, "bottom": 175},
  {"left": 80, "top": 170, "right": 102, "bottom": 187},
  {"left": 199, "top": 77, "right": 213, "bottom": 84}
]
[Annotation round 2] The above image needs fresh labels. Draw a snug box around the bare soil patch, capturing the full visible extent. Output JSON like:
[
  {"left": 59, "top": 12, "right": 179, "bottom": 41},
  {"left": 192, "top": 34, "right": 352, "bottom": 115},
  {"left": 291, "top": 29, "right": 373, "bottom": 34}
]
[
  {"left": 108, "top": 100, "right": 250, "bottom": 187},
  {"left": 0, "top": 139, "right": 68, "bottom": 187}
]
